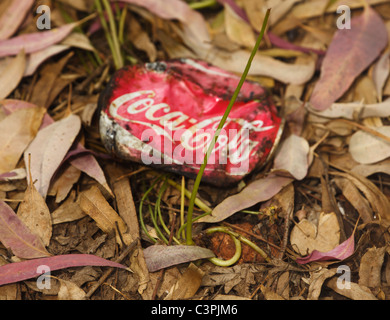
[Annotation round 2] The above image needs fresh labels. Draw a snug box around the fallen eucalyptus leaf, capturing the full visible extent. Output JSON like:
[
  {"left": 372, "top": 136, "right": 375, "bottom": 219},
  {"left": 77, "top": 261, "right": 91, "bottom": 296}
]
[
  {"left": 0, "top": 106, "right": 45, "bottom": 174},
  {"left": 0, "top": 23, "right": 76, "bottom": 58},
  {"left": 0, "top": 200, "right": 50, "bottom": 259},
  {"left": 290, "top": 212, "right": 340, "bottom": 257},
  {"left": 143, "top": 244, "right": 215, "bottom": 272},
  {"left": 24, "top": 114, "right": 81, "bottom": 198},
  {"left": 295, "top": 234, "right": 354, "bottom": 264},
  {"left": 0, "top": 50, "right": 26, "bottom": 100},
  {"left": 0, "top": 254, "right": 128, "bottom": 286},
  {"left": 199, "top": 175, "right": 293, "bottom": 223},
  {"left": 349, "top": 126, "right": 390, "bottom": 164},
  {"left": 310, "top": 5, "right": 388, "bottom": 110},
  {"left": 272, "top": 134, "right": 310, "bottom": 180}
]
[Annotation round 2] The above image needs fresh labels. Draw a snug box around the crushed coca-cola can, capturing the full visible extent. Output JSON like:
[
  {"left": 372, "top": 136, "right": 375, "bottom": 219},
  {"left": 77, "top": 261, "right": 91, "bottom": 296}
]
[{"left": 98, "top": 58, "right": 283, "bottom": 186}]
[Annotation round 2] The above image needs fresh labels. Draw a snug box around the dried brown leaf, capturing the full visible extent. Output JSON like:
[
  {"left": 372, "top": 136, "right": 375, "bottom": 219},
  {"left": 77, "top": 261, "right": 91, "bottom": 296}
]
[
  {"left": 0, "top": 106, "right": 45, "bottom": 174},
  {"left": 0, "top": 50, "right": 26, "bottom": 100},
  {"left": 17, "top": 176, "right": 52, "bottom": 247},
  {"left": 273, "top": 134, "right": 310, "bottom": 180},
  {"left": 79, "top": 185, "right": 129, "bottom": 246},
  {"left": 372, "top": 50, "right": 390, "bottom": 101},
  {"left": 290, "top": 212, "right": 340, "bottom": 256},
  {"left": 359, "top": 246, "right": 386, "bottom": 288},
  {"left": 164, "top": 263, "right": 204, "bottom": 300},
  {"left": 57, "top": 278, "right": 86, "bottom": 300},
  {"left": 349, "top": 126, "right": 390, "bottom": 164},
  {"left": 48, "top": 164, "right": 81, "bottom": 203},
  {"left": 334, "top": 177, "right": 373, "bottom": 223},
  {"left": 51, "top": 191, "right": 85, "bottom": 225},
  {"left": 24, "top": 114, "right": 81, "bottom": 198},
  {"left": 327, "top": 277, "right": 377, "bottom": 300}
]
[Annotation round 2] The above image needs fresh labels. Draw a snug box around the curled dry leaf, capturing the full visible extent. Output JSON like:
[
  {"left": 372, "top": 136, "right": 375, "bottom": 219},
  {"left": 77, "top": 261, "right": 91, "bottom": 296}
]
[
  {"left": 164, "top": 263, "right": 204, "bottom": 300},
  {"left": 272, "top": 134, "right": 310, "bottom": 180},
  {"left": 310, "top": 5, "right": 388, "bottom": 111},
  {"left": 51, "top": 191, "right": 86, "bottom": 225},
  {"left": 57, "top": 278, "right": 86, "bottom": 300},
  {"left": 335, "top": 177, "right": 373, "bottom": 223},
  {"left": 0, "top": 200, "right": 50, "bottom": 259},
  {"left": 48, "top": 164, "right": 81, "bottom": 203},
  {"left": 143, "top": 244, "right": 215, "bottom": 272},
  {"left": 290, "top": 212, "right": 340, "bottom": 257},
  {"left": 79, "top": 185, "right": 129, "bottom": 246},
  {"left": 372, "top": 50, "right": 390, "bottom": 101},
  {"left": 349, "top": 126, "right": 390, "bottom": 164},
  {"left": 24, "top": 114, "right": 81, "bottom": 198},
  {"left": 0, "top": 105, "right": 46, "bottom": 174},
  {"left": 334, "top": 171, "right": 390, "bottom": 221},
  {"left": 0, "top": 49, "right": 26, "bottom": 100},
  {"left": 17, "top": 172, "right": 52, "bottom": 247},
  {"left": 307, "top": 268, "right": 338, "bottom": 300},
  {"left": 0, "top": 254, "right": 127, "bottom": 286},
  {"left": 358, "top": 246, "right": 386, "bottom": 288}
]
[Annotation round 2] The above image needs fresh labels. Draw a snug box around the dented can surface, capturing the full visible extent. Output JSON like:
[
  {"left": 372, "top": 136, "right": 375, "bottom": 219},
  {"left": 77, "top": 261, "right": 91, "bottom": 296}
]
[{"left": 98, "top": 58, "right": 282, "bottom": 186}]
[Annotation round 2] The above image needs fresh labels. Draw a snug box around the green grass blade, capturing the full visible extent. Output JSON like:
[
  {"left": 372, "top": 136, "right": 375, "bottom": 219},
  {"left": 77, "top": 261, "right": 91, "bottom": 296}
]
[{"left": 185, "top": 8, "right": 271, "bottom": 245}]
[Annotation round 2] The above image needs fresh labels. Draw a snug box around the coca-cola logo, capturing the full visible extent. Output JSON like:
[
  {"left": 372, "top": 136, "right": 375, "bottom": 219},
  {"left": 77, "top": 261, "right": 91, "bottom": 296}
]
[{"left": 108, "top": 90, "right": 275, "bottom": 173}]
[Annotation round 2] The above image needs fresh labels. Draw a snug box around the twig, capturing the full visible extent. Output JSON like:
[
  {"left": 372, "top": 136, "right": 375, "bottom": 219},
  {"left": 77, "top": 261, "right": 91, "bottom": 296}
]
[
  {"left": 85, "top": 238, "right": 138, "bottom": 299},
  {"left": 278, "top": 207, "right": 292, "bottom": 260}
]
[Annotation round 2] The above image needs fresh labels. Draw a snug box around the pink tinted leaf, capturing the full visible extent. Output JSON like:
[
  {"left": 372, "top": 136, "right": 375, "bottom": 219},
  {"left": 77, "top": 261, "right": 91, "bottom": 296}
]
[
  {"left": 0, "top": 168, "right": 26, "bottom": 182},
  {"left": 144, "top": 245, "right": 215, "bottom": 272},
  {"left": 295, "top": 234, "right": 355, "bottom": 264},
  {"left": 0, "top": 0, "right": 34, "bottom": 40},
  {"left": 0, "top": 254, "right": 128, "bottom": 286},
  {"left": 310, "top": 6, "right": 388, "bottom": 111},
  {"left": 199, "top": 175, "right": 293, "bottom": 223},
  {"left": 24, "top": 114, "right": 81, "bottom": 198},
  {"left": 24, "top": 44, "right": 70, "bottom": 77},
  {"left": 0, "top": 23, "right": 76, "bottom": 58},
  {"left": 0, "top": 200, "right": 50, "bottom": 259},
  {"left": 69, "top": 153, "right": 113, "bottom": 196}
]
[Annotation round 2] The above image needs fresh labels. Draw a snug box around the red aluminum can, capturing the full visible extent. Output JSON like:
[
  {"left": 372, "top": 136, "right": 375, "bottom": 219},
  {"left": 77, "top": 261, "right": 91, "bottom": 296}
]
[{"left": 98, "top": 59, "right": 283, "bottom": 186}]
